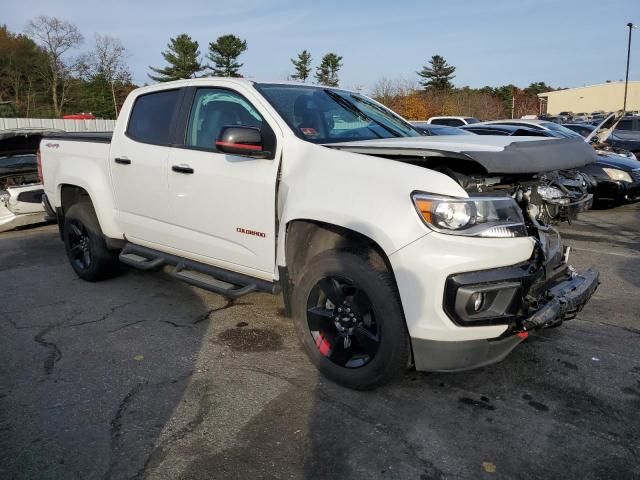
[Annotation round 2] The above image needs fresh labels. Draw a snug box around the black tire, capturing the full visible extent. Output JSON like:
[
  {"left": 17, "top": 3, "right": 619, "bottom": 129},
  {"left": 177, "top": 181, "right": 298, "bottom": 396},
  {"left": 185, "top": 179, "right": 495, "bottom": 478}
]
[
  {"left": 63, "top": 201, "right": 119, "bottom": 281},
  {"left": 292, "top": 250, "right": 410, "bottom": 390}
]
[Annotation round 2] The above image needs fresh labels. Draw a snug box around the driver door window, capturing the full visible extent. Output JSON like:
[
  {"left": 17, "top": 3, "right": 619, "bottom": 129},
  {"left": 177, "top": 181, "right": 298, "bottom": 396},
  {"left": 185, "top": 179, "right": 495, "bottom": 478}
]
[{"left": 185, "top": 89, "right": 263, "bottom": 150}]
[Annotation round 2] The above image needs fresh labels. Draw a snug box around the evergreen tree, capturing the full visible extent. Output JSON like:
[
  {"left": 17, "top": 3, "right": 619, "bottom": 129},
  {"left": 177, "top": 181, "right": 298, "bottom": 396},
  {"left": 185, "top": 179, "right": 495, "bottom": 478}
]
[
  {"left": 206, "top": 34, "right": 247, "bottom": 77},
  {"left": 148, "top": 34, "right": 203, "bottom": 82},
  {"left": 291, "top": 49, "right": 312, "bottom": 82},
  {"left": 315, "top": 53, "right": 342, "bottom": 87},
  {"left": 417, "top": 55, "right": 456, "bottom": 91}
]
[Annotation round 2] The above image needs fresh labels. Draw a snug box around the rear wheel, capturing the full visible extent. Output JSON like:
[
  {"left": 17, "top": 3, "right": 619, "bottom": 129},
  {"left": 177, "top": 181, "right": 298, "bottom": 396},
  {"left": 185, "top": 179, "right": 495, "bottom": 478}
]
[
  {"left": 63, "top": 201, "right": 119, "bottom": 281},
  {"left": 292, "top": 250, "right": 409, "bottom": 390}
]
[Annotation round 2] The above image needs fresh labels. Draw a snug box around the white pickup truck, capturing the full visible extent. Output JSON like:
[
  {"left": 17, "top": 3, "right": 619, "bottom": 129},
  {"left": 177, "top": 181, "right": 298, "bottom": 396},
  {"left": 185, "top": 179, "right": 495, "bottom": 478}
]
[{"left": 40, "top": 79, "right": 599, "bottom": 389}]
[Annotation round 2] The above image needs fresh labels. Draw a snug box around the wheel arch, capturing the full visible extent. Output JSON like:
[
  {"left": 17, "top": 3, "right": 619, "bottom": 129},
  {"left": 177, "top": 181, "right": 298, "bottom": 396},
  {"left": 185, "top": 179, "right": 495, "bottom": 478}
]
[
  {"left": 57, "top": 183, "right": 123, "bottom": 249},
  {"left": 281, "top": 219, "right": 404, "bottom": 319}
]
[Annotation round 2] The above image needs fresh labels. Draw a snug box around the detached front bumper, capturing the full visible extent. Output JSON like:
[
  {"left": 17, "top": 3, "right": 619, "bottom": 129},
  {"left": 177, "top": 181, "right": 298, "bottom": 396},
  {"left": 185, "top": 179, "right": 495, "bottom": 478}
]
[
  {"left": 389, "top": 229, "right": 599, "bottom": 373},
  {"left": 413, "top": 265, "right": 599, "bottom": 372}
]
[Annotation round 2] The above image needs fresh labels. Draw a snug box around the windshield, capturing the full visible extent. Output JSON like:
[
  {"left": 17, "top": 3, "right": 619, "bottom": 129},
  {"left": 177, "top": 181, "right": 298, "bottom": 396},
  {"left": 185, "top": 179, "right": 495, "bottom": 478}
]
[
  {"left": 255, "top": 84, "right": 420, "bottom": 143},
  {"left": 0, "top": 154, "right": 36, "bottom": 169},
  {"left": 540, "top": 122, "right": 583, "bottom": 139},
  {"left": 412, "top": 123, "right": 474, "bottom": 136}
]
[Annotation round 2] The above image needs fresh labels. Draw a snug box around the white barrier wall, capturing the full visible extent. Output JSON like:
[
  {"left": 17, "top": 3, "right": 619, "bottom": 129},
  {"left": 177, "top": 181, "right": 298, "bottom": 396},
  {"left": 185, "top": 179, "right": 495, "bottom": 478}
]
[{"left": 0, "top": 118, "right": 116, "bottom": 132}]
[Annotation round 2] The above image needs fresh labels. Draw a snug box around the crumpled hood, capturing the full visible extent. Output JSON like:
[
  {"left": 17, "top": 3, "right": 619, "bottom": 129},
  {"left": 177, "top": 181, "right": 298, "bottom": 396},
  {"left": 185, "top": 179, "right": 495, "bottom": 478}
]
[{"left": 327, "top": 135, "right": 598, "bottom": 174}]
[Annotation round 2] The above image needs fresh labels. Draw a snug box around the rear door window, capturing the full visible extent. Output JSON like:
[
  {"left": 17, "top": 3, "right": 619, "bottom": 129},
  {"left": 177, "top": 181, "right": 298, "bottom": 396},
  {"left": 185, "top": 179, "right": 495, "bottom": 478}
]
[{"left": 127, "top": 89, "right": 180, "bottom": 145}]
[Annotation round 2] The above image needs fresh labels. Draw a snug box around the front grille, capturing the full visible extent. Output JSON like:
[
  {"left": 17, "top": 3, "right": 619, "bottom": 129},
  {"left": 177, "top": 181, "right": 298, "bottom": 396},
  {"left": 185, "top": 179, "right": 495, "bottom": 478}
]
[{"left": 632, "top": 169, "right": 640, "bottom": 182}]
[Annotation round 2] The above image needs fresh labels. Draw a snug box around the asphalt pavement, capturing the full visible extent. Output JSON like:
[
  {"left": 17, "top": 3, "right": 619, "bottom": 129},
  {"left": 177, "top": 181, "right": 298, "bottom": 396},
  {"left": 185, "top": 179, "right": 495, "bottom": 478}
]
[{"left": 1, "top": 203, "right": 639, "bottom": 480}]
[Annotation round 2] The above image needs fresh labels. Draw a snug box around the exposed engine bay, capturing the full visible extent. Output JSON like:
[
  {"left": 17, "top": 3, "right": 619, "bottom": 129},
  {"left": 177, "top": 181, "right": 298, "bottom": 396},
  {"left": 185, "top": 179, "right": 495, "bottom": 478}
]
[{"left": 442, "top": 168, "right": 592, "bottom": 226}]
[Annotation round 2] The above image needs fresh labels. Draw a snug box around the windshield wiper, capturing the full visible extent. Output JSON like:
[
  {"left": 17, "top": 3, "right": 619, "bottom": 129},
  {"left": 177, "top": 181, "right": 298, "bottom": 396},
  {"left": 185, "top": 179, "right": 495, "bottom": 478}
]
[{"left": 324, "top": 90, "right": 399, "bottom": 138}]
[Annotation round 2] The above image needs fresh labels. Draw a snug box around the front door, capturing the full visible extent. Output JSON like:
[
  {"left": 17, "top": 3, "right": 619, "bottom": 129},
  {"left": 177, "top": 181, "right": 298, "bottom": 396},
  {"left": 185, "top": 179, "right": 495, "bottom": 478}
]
[{"left": 166, "top": 87, "right": 280, "bottom": 278}]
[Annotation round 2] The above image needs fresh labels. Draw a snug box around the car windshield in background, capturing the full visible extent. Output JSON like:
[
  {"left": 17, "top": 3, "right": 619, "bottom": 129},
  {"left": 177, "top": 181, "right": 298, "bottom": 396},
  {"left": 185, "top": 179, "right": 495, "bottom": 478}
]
[
  {"left": 464, "top": 117, "right": 479, "bottom": 124},
  {"left": 412, "top": 123, "right": 473, "bottom": 135},
  {"left": 0, "top": 154, "right": 37, "bottom": 170},
  {"left": 540, "top": 121, "right": 584, "bottom": 138},
  {"left": 255, "top": 84, "right": 420, "bottom": 143}
]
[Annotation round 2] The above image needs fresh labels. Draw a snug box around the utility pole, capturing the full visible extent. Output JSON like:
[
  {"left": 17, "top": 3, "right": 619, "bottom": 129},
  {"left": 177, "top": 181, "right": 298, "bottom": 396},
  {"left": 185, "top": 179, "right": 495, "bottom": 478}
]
[{"left": 623, "top": 23, "right": 634, "bottom": 112}]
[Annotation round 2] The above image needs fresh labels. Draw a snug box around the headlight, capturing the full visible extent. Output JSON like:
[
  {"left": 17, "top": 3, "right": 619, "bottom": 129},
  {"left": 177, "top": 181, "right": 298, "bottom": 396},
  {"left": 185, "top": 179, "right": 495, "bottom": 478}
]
[
  {"left": 412, "top": 193, "right": 527, "bottom": 238},
  {"left": 603, "top": 168, "right": 632, "bottom": 182}
]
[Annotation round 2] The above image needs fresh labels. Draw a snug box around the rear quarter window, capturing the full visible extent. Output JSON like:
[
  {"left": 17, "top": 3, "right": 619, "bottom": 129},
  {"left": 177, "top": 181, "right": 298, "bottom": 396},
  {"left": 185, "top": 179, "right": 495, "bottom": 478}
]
[{"left": 127, "top": 90, "right": 180, "bottom": 145}]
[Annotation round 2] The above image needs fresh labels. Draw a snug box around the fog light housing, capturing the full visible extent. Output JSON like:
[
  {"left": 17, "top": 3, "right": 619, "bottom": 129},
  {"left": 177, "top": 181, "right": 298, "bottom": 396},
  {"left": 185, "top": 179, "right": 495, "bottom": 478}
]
[{"left": 454, "top": 282, "right": 520, "bottom": 323}]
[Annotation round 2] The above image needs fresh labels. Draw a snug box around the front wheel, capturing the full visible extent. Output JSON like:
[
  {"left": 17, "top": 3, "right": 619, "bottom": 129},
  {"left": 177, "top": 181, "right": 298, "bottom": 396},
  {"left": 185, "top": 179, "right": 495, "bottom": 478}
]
[
  {"left": 292, "top": 250, "right": 410, "bottom": 390},
  {"left": 63, "top": 201, "right": 119, "bottom": 281}
]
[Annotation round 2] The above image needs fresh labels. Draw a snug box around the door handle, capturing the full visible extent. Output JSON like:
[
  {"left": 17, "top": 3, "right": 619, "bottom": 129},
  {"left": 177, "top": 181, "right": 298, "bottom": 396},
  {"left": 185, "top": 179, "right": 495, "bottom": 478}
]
[
  {"left": 172, "top": 165, "right": 194, "bottom": 174},
  {"left": 114, "top": 157, "right": 131, "bottom": 165}
]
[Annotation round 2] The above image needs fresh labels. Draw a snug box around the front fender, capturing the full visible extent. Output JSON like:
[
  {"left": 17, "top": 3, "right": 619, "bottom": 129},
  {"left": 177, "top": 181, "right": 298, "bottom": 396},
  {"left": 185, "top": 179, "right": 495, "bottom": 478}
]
[{"left": 276, "top": 140, "right": 467, "bottom": 265}]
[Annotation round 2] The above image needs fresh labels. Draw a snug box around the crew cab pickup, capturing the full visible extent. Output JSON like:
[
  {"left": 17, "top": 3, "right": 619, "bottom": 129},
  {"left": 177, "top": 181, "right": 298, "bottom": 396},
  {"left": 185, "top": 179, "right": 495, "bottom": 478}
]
[{"left": 40, "top": 79, "right": 599, "bottom": 389}]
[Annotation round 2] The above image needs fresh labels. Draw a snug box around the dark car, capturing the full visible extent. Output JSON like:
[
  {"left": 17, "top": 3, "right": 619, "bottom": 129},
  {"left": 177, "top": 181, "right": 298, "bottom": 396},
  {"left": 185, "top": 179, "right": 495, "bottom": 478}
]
[
  {"left": 409, "top": 122, "right": 474, "bottom": 136},
  {"left": 579, "top": 153, "right": 640, "bottom": 204},
  {"left": 462, "top": 124, "right": 550, "bottom": 137},
  {"left": 563, "top": 121, "right": 639, "bottom": 160},
  {"left": 607, "top": 116, "right": 640, "bottom": 155}
]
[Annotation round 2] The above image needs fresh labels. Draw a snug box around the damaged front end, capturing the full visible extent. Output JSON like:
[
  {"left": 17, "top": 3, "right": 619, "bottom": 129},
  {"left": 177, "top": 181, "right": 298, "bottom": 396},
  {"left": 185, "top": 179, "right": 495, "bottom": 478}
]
[
  {"left": 334, "top": 136, "right": 600, "bottom": 335},
  {"left": 436, "top": 153, "right": 600, "bottom": 347}
]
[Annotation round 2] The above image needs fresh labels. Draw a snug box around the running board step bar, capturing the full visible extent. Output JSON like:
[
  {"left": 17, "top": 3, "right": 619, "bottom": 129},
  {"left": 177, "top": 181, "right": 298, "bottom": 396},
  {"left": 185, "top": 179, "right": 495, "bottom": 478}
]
[
  {"left": 173, "top": 264, "right": 256, "bottom": 298},
  {"left": 119, "top": 250, "right": 165, "bottom": 270},
  {"left": 117, "top": 243, "right": 278, "bottom": 298}
]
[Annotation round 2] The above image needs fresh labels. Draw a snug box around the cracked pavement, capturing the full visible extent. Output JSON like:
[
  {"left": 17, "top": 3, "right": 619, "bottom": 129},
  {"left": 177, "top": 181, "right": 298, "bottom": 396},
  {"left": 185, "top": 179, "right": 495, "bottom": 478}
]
[{"left": 1, "top": 203, "right": 639, "bottom": 479}]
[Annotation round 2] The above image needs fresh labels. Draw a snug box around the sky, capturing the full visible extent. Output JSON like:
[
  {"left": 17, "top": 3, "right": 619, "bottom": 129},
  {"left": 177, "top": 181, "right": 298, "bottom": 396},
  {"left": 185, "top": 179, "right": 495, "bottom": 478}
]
[{"left": 4, "top": 0, "right": 640, "bottom": 93}]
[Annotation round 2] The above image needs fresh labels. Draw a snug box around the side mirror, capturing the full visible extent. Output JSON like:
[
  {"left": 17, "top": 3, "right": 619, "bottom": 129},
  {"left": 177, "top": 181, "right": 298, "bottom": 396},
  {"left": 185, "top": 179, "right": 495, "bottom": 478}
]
[{"left": 216, "top": 126, "right": 270, "bottom": 158}]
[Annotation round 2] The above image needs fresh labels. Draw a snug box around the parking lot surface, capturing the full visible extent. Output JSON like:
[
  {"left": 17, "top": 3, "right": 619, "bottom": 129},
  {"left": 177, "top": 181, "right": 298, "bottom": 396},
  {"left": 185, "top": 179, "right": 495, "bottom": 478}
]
[{"left": 1, "top": 204, "right": 639, "bottom": 480}]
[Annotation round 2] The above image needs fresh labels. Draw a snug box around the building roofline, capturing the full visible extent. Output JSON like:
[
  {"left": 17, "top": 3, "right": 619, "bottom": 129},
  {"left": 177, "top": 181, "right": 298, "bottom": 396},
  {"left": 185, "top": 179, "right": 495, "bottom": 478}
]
[{"left": 537, "top": 80, "right": 640, "bottom": 98}]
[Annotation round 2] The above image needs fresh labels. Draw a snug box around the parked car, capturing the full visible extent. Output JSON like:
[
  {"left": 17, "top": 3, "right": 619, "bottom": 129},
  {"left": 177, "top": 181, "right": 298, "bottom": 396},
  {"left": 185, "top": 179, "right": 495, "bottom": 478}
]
[
  {"left": 409, "top": 122, "right": 474, "bottom": 135},
  {"left": 40, "top": 79, "right": 598, "bottom": 389},
  {"left": 571, "top": 113, "right": 591, "bottom": 123},
  {"left": 563, "top": 122, "right": 637, "bottom": 158},
  {"left": 425, "top": 116, "right": 480, "bottom": 127},
  {"left": 0, "top": 129, "right": 59, "bottom": 233},
  {"left": 477, "top": 119, "right": 585, "bottom": 139},
  {"left": 557, "top": 111, "right": 573, "bottom": 122},
  {"left": 579, "top": 153, "right": 640, "bottom": 204},
  {"left": 462, "top": 124, "right": 549, "bottom": 137}
]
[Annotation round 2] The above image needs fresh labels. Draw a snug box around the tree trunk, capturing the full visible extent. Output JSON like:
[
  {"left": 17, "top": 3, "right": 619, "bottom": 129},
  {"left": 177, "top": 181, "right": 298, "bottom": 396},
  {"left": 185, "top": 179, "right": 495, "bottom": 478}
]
[
  {"left": 52, "top": 68, "right": 60, "bottom": 117},
  {"left": 111, "top": 81, "right": 118, "bottom": 118}
]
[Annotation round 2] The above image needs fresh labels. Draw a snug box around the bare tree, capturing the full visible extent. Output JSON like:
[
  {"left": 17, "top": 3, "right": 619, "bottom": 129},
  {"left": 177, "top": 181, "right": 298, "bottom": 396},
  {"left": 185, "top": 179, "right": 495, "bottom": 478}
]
[
  {"left": 25, "top": 15, "right": 83, "bottom": 117},
  {"left": 90, "top": 34, "right": 131, "bottom": 116}
]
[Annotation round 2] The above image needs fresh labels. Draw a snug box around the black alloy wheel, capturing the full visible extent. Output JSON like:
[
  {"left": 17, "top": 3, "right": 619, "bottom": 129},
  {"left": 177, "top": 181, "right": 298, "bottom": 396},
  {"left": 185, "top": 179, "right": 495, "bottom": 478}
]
[
  {"left": 306, "top": 276, "right": 380, "bottom": 368},
  {"left": 67, "top": 219, "right": 92, "bottom": 271}
]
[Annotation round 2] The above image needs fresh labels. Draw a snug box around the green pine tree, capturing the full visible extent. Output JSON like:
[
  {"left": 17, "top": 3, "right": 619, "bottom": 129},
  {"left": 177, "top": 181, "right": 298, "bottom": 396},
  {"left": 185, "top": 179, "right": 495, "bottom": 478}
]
[
  {"left": 291, "top": 50, "right": 312, "bottom": 82},
  {"left": 206, "top": 34, "right": 247, "bottom": 77},
  {"left": 148, "top": 34, "right": 203, "bottom": 82},
  {"left": 417, "top": 55, "right": 456, "bottom": 91},
  {"left": 315, "top": 53, "right": 342, "bottom": 87}
]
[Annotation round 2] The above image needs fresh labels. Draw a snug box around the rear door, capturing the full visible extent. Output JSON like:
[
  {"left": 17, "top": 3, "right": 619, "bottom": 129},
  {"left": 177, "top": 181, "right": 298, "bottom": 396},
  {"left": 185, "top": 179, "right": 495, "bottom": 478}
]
[
  {"left": 165, "top": 86, "right": 281, "bottom": 278},
  {"left": 109, "top": 89, "right": 182, "bottom": 244}
]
